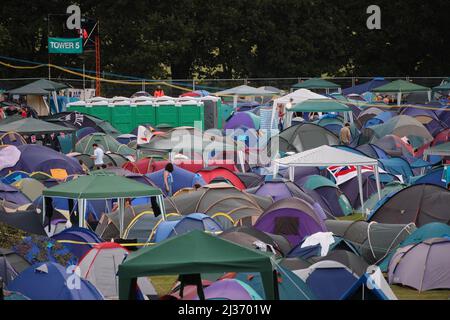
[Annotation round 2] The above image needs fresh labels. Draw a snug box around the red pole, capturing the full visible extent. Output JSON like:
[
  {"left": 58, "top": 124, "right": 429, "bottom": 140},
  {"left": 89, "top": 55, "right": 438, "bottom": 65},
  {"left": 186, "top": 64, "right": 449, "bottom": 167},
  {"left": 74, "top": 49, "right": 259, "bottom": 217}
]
[{"left": 95, "top": 34, "right": 101, "bottom": 96}]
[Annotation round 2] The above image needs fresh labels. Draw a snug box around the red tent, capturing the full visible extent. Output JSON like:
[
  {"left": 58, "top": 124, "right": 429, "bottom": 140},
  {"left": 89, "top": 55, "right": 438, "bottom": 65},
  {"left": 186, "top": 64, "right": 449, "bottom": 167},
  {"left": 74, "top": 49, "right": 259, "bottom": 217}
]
[{"left": 197, "top": 167, "right": 246, "bottom": 190}]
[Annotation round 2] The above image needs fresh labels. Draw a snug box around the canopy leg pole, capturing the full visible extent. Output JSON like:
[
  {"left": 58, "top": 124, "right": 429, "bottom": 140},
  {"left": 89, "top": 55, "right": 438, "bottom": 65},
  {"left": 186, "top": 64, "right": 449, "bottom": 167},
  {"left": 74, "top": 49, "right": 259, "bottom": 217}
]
[
  {"left": 272, "top": 163, "right": 279, "bottom": 179},
  {"left": 289, "top": 166, "right": 295, "bottom": 182},
  {"left": 374, "top": 165, "right": 382, "bottom": 201},
  {"left": 156, "top": 195, "right": 166, "bottom": 221},
  {"left": 356, "top": 166, "right": 365, "bottom": 217},
  {"left": 119, "top": 198, "right": 125, "bottom": 238},
  {"left": 238, "top": 150, "right": 245, "bottom": 173},
  {"left": 78, "top": 199, "right": 85, "bottom": 229},
  {"left": 42, "top": 196, "right": 46, "bottom": 225}
]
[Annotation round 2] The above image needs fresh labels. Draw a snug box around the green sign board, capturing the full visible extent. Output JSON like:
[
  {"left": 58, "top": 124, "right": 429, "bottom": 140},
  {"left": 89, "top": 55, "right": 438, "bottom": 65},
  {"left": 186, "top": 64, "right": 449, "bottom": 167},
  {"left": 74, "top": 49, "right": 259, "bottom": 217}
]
[{"left": 48, "top": 37, "right": 83, "bottom": 54}]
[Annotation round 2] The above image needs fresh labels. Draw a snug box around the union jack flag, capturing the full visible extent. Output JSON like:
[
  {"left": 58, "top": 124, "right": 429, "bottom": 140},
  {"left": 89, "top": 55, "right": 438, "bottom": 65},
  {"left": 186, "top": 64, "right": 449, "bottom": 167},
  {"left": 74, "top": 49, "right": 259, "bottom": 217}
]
[{"left": 328, "top": 165, "right": 377, "bottom": 185}]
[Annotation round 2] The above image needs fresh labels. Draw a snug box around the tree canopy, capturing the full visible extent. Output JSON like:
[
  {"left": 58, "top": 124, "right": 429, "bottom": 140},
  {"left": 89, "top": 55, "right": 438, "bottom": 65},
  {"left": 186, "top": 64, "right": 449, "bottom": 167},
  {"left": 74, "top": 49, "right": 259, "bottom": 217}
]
[{"left": 0, "top": 0, "right": 448, "bottom": 81}]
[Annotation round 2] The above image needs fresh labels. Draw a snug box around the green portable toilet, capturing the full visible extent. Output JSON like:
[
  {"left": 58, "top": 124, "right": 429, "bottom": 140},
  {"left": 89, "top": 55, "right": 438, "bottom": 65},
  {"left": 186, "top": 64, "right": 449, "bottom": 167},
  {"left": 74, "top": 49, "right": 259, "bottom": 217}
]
[
  {"left": 156, "top": 100, "right": 179, "bottom": 128},
  {"left": 177, "top": 99, "right": 204, "bottom": 128},
  {"left": 135, "top": 99, "right": 156, "bottom": 127},
  {"left": 111, "top": 100, "right": 135, "bottom": 134},
  {"left": 66, "top": 100, "right": 88, "bottom": 114},
  {"left": 90, "top": 100, "right": 112, "bottom": 123}
]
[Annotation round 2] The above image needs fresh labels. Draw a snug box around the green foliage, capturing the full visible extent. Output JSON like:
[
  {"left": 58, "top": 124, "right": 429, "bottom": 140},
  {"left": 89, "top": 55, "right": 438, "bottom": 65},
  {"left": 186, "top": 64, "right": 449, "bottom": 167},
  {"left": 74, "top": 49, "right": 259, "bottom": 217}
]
[{"left": 0, "top": 0, "right": 448, "bottom": 80}]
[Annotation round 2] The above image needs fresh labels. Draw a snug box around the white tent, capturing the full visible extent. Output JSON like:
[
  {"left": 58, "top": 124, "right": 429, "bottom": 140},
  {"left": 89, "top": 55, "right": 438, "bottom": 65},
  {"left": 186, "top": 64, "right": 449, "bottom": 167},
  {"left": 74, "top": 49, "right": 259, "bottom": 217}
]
[
  {"left": 270, "top": 89, "right": 329, "bottom": 129},
  {"left": 273, "top": 145, "right": 382, "bottom": 213},
  {"left": 214, "top": 85, "right": 278, "bottom": 108}
]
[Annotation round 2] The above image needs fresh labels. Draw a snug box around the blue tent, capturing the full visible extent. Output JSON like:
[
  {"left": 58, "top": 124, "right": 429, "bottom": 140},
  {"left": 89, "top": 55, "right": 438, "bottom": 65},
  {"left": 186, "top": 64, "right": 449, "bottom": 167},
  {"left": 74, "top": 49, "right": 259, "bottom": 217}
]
[
  {"left": 51, "top": 227, "right": 103, "bottom": 260},
  {"left": 0, "top": 181, "right": 31, "bottom": 205},
  {"left": 235, "top": 265, "right": 316, "bottom": 300},
  {"left": 410, "top": 166, "right": 446, "bottom": 187},
  {"left": 0, "top": 171, "right": 30, "bottom": 185},
  {"left": 342, "top": 78, "right": 390, "bottom": 96},
  {"left": 364, "top": 111, "right": 396, "bottom": 128},
  {"left": 147, "top": 165, "right": 205, "bottom": 196},
  {"left": 378, "top": 223, "right": 450, "bottom": 271},
  {"left": 378, "top": 157, "right": 414, "bottom": 182},
  {"left": 303, "top": 262, "right": 359, "bottom": 300},
  {"left": 34, "top": 196, "right": 112, "bottom": 222},
  {"left": 7, "top": 262, "right": 103, "bottom": 300},
  {"left": 153, "top": 213, "right": 223, "bottom": 242},
  {"left": 287, "top": 237, "right": 358, "bottom": 259},
  {"left": 342, "top": 270, "right": 394, "bottom": 300}
]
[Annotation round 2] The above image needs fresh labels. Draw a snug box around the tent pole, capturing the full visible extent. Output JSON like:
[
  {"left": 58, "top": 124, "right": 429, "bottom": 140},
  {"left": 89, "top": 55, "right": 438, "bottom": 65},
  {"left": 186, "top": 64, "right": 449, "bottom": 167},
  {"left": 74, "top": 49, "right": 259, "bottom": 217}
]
[
  {"left": 374, "top": 165, "right": 382, "bottom": 201},
  {"left": 233, "top": 95, "right": 238, "bottom": 109},
  {"left": 356, "top": 166, "right": 365, "bottom": 216},
  {"left": 119, "top": 198, "right": 125, "bottom": 238},
  {"left": 397, "top": 92, "right": 401, "bottom": 106}
]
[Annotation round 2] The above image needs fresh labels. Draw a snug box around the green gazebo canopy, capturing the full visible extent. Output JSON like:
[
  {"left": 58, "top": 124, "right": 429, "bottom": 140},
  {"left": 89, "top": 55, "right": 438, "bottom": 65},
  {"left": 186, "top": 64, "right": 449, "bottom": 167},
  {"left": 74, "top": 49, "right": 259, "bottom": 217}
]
[
  {"left": 118, "top": 230, "right": 277, "bottom": 300},
  {"left": 288, "top": 99, "right": 350, "bottom": 112},
  {"left": 292, "top": 78, "right": 341, "bottom": 90},
  {"left": 372, "top": 80, "right": 430, "bottom": 93},
  {"left": 7, "top": 79, "right": 68, "bottom": 96},
  {"left": 0, "top": 118, "right": 75, "bottom": 135},
  {"left": 432, "top": 82, "right": 450, "bottom": 92},
  {"left": 43, "top": 175, "right": 162, "bottom": 199}
]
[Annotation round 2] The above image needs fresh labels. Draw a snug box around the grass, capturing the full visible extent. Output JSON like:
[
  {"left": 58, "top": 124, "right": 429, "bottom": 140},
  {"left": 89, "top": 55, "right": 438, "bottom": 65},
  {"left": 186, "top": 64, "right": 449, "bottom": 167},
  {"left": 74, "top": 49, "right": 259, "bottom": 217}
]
[
  {"left": 391, "top": 285, "right": 450, "bottom": 300},
  {"left": 150, "top": 276, "right": 178, "bottom": 296}
]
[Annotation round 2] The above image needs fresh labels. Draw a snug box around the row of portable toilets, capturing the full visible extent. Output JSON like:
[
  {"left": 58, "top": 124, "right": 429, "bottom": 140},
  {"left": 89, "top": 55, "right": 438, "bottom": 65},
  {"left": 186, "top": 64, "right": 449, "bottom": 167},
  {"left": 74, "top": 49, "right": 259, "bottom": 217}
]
[{"left": 66, "top": 96, "right": 231, "bottom": 134}]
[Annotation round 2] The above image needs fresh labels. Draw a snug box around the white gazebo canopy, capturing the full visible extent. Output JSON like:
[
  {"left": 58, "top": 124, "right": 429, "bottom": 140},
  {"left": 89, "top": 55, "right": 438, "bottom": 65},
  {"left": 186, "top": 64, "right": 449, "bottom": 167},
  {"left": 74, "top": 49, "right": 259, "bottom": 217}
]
[
  {"left": 273, "top": 145, "right": 382, "bottom": 214},
  {"left": 214, "top": 85, "right": 279, "bottom": 108},
  {"left": 270, "top": 89, "right": 330, "bottom": 129}
]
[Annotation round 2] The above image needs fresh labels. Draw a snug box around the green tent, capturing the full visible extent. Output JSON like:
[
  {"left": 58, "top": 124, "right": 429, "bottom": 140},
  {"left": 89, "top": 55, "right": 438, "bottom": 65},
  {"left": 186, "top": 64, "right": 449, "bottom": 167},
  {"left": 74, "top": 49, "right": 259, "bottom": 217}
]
[
  {"left": 292, "top": 78, "right": 341, "bottom": 90},
  {"left": 288, "top": 99, "right": 350, "bottom": 113},
  {"left": 369, "top": 115, "right": 433, "bottom": 148},
  {"left": 372, "top": 80, "right": 430, "bottom": 93},
  {"left": 360, "top": 181, "right": 407, "bottom": 213},
  {"left": 423, "top": 142, "right": 450, "bottom": 158},
  {"left": 43, "top": 175, "right": 164, "bottom": 236},
  {"left": 75, "top": 132, "right": 135, "bottom": 156},
  {"left": 302, "top": 175, "right": 337, "bottom": 190},
  {"left": 0, "top": 118, "right": 75, "bottom": 135},
  {"left": 118, "top": 230, "right": 278, "bottom": 300},
  {"left": 43, "top": 175, "right": 161, "bottom": 199}
]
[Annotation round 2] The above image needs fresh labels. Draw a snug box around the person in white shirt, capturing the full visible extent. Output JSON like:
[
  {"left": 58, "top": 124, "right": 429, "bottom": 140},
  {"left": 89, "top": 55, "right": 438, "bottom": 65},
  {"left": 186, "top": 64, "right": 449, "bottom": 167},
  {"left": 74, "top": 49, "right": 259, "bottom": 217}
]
[{"left": 91, "top": 143, "right": 105, "bottom": 170}]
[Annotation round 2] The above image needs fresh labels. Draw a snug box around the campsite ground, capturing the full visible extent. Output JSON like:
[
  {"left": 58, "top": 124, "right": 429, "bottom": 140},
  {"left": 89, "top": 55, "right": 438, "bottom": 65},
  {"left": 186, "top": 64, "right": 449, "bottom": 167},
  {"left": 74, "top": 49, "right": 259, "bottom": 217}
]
[{"left": 148, "top": 213, "right": 450, "bottom": 300}]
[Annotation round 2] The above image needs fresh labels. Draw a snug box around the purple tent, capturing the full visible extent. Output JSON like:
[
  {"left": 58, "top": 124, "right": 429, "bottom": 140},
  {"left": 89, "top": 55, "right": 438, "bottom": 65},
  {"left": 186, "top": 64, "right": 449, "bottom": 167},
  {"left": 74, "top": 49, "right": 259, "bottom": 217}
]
[
  {"left": 0, "top": 132, "right": 26, "bottom": 146},
  {"left": 51, "top": 227, "right": 103, "bottom": 260},
  {"left": 282, "top": 167, "right": 321, "bottom": 186},
  {"left": 254, "top": 198, "right": 327, "bottom": 247},
  {"left": 193, "top": 279, "right": 262, "bottom": 300},
  {"left": 147, "top": 164, "right": 205, "bottom": 196},
  {"left": 340, "top": 172, "right": 383, "bottom": 209},
  {"left": 0, "top": 145, "right": 83, "bottom": 176},
  {"left": 248, "top": 180, "right": 312, "bottom": 202},
  {"left": 224, "top": 111, "right": 260, "bottom": 130},
  {"left": 0, "top": 182, "right": 30, "bottom": 205},
  {"left": 388, "top": 238, "right": 450, "bottom": 291}
]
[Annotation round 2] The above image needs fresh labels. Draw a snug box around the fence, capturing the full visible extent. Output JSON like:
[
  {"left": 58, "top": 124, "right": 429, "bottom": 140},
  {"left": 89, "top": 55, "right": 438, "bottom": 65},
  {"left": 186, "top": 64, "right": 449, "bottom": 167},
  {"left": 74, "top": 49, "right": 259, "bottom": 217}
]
[{"left": 0, "top": 76, "right": 448, "bottom": 99}]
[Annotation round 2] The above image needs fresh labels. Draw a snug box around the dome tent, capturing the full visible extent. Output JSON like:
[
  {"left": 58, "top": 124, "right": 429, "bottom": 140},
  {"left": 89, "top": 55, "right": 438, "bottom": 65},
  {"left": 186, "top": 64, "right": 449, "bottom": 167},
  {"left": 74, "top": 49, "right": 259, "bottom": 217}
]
[
  {"left": 388, "top": 238, "right": 450, "bottom": 291},
  {"left": 153, "top": 213, "right": 223, "bottom": 243},
  {"left": 8, "top": 262, "right": 104, "bottom": 300},
  {"left": 254, "top": 198, "right": 327, "bottom": 247},
  {"left": 369, "top": 184, "right": 450, "bottom": 227},
  {"left": 75, "top": 133, "right": 135, "bottom": 156},
  {"left": 77, "top": 242, "right": 157, "bottom": 300}
]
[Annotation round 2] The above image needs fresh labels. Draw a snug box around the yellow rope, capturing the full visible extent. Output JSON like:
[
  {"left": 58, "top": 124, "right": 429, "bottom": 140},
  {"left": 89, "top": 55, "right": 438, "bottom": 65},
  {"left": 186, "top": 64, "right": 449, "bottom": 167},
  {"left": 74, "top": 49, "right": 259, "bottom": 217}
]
[{"left": 0, "top": 60, "right": 193, "bottom": 91}]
